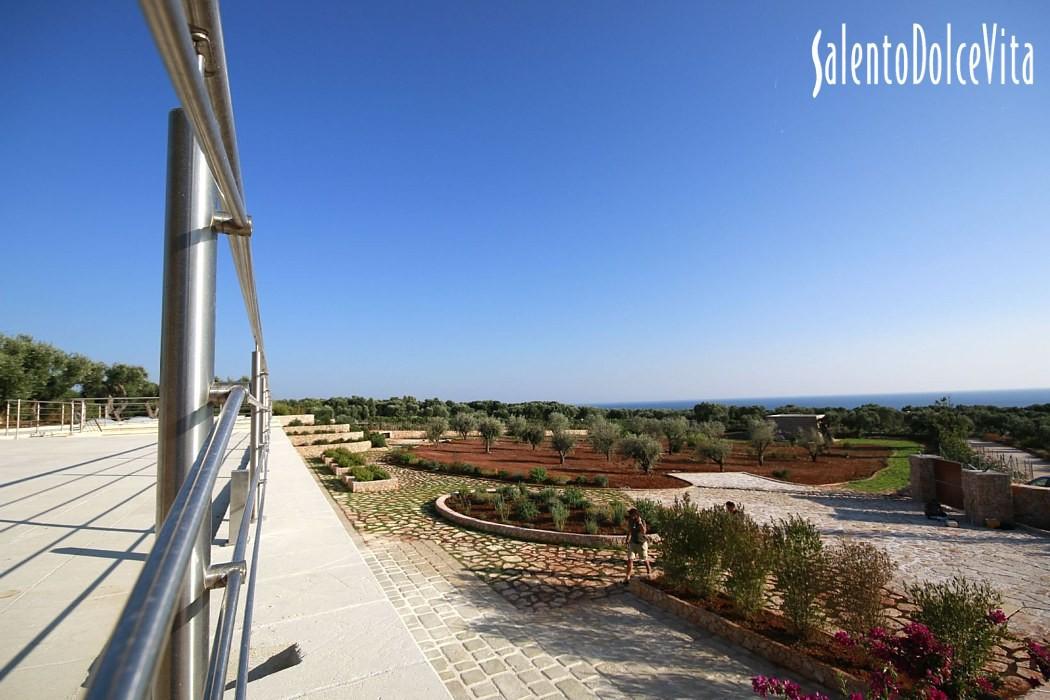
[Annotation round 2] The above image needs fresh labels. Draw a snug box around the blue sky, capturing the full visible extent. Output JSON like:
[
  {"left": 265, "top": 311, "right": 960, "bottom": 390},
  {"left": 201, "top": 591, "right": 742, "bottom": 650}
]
[{"left": 2, "top": 2, "right": 1048, "bottom": 402}]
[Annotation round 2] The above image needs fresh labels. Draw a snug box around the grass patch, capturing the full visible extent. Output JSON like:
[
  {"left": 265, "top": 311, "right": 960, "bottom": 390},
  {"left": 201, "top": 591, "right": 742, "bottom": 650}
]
[{"left": 845, "top": 438, "right": 922, "bottom": 493}]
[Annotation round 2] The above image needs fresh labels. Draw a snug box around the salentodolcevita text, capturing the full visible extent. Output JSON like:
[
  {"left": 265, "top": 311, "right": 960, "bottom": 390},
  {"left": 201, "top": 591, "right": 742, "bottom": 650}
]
[{"left": 811, "top": 23, "right": 1034, "bottom": 98}]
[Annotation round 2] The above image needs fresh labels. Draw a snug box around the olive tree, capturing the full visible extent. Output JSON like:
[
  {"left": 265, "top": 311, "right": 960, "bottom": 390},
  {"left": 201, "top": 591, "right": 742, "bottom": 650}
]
[
  {"left": 424, "top": 416, "right": 448, "bottom": 444},
  {"left": 477, "top": 416, "right": 503, "bottom": 454},
  {"left": 618, "top": 433, "right": 662, "bottom": 474},
  {"left": 450, "top": 412, "right": 477, "bottom": 441},
  {"left": 697, "top": 420, "right": 726, "bottom": 439},
  {"left": 796, "top": 427, "right": 826, "bottom": 462},
  {"left": 547, "top": 411, "right": 570, "bottom": 434},
  {"left": 506, "top": 414, "right": 528, "bottom": 441},
  {"left": 748, "top": 418, "right": 777, "bottom": 466},
  {"left": 695, "top": 435, "right": 733, "bottom": 472},
  {"left": 587, "top": 416, "right": 621, "bottom": 461},
  {"left": 551, "top": 430, "right": 577, "bottom": 464},
  {"left": 523, "top": 423, "right": 546, "bottom": 450},
  {"left": 661, "top": 416, "right": 690, "bottom": 454}
]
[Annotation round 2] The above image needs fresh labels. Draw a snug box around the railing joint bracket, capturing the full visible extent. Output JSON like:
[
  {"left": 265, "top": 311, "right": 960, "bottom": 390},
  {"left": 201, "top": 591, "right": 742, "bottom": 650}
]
[
  {"left": 212, "top": 212, "right": 253, "bottom": 237},
  {"left": 206, "top": 560, "right": 247, "bottom": 590}
]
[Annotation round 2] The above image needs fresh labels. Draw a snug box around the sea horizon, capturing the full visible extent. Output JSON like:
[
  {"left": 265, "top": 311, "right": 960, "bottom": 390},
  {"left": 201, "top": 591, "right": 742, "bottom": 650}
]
[{"left": 589, "top": 387, "right": 1050, "bottom": 411}]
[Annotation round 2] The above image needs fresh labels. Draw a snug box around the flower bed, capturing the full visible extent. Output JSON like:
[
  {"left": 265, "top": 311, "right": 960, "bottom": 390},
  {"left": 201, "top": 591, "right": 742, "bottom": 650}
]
[{"left": 636, "top": 496, "right": 1047, "bottom": 699}]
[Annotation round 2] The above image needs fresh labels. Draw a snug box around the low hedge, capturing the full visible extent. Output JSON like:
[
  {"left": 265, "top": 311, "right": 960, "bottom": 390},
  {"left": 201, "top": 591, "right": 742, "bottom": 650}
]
[{"left": 386, "top": 449, "right": 611, "bottom": 487}]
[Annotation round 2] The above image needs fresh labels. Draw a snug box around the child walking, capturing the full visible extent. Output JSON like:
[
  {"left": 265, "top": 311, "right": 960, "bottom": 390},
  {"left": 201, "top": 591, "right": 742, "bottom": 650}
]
[{"left": 624, "top": 507, "right": 652, "bottom": 583}]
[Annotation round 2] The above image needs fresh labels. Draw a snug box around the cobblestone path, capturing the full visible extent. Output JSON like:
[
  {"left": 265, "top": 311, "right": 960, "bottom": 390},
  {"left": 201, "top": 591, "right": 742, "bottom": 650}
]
[
  {"left": 634, "top": 480, "right": 1050, "bottom": 640},
  {"left": 309, "top": 462, "right": 826, "bottom": 698}
]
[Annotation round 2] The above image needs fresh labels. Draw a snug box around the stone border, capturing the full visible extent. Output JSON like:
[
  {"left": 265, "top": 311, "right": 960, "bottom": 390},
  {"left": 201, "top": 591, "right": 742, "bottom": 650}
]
[
  {"left": 344, "top": 475, "right": 399, "bottom": 492},
  {"left": 435, "top": 494, "right": 626, "bottom": 548},
  {"left": 628, "top": 579, "right": 865, "bottom": 694}
]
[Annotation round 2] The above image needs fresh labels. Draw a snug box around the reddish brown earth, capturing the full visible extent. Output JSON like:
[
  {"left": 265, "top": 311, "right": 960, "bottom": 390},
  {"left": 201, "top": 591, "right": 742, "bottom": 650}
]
[{"left": 413, "top": 438, "right": 891, "bottom": 489}]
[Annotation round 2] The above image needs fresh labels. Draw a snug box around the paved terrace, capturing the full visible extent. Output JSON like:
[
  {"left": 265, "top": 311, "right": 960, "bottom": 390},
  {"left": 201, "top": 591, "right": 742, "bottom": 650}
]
[{"left": 0, "top": 425, "right": 446, "bottom": 698}]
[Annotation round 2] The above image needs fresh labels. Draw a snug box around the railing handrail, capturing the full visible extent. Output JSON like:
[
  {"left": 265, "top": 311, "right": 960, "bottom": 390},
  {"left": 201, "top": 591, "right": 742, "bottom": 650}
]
[{"left": 86, "top": 387, "right": 247, "bottom": 700}]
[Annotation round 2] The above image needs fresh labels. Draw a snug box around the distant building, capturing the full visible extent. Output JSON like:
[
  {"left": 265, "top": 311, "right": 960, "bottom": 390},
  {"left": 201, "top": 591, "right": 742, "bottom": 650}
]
[{"left": 766, "top": 413, "right": 832, "bottom": 441}]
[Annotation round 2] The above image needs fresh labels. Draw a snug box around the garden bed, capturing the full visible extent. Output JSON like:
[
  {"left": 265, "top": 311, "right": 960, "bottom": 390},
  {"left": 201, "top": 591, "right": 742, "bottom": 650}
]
[
  {"left": 436, "top": 494, "right": 623, "bottom": 547},
  {"left": 413, "top": 439, "right": 891, "bottom": 488},
  {"left": 629, "top": 578, "right": 865, "bottom": 693}
]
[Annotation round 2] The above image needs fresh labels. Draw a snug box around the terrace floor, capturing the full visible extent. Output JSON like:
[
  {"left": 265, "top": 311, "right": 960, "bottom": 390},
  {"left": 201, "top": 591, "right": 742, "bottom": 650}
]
[{"left": 0, "top": 425, "right": 446, "bottom": 698}]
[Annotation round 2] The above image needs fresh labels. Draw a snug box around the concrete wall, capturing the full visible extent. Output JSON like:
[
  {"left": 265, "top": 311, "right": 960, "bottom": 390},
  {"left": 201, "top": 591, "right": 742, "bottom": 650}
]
[
  {"left": 1012, "top": 484, "right": 1050, "bottom": 530},
  {"left": 288, "top": 431, "right": 364, "bottom": 447},
  {"left": 294, "top": 442, "right": 373, "bottom": 459},
  {"left": 909, "top": 454, "right": 938, "bottom": 503},
  {"left": 283, "top": 424, "right": 351, "bottom": 435}
]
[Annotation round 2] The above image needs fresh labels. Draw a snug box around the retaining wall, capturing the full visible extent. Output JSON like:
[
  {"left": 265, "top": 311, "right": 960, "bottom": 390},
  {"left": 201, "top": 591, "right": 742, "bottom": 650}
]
[
  {"left": 295, "top": 442, "right": 372, "bottom": 459},
  {"left": 288, "top": 431, "right": 364, "bottom": 446},
  {"left": 1012, "top": 484, "right": 1050, "bottom": 530},
  {"left": 275, "top": 414, "right": 313, "bottom": 426},
  {"left": 283, "top": 424, "right": 352, "bottom": 435},
  {"left": 435, "top": 494, "right": 625, "bottom": 548}
]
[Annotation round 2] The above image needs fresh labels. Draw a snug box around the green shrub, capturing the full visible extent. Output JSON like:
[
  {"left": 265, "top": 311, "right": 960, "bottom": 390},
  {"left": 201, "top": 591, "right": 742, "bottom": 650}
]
[
  {"left": 493, "top": 495, "right": 510, "bottom": 522},
  {"left": 769, "top": 515, "right": 826, "bottom": 638},
  {"left": 551, "top": 476, "right": 568, "bottom": 485},
  {"left": 550, "top": 501, "right": 569, "bottom": 531},
  {"left": 514, "top": 497, "right": 539, "bottom": 522},
  {"left": 573, "top": 475, "right": 589, "bottom": 486},
  {"left": 528, "top": 467, "right": 549, "bottom": 484},
  {"left": 536, "top": 487, "right": 560, "bottom": 509},
  {"left": 907, "top": 576, "right": 1009, "bottom": 697},
  {"left": 516, "top": 482, "right": 530, "bottom": 498},
  {"left": 824, "top": 540, "right": 896, "bottom": 637},
  {"left": 583, "top": 516, "right": 599, "bottom": 534},
  {"left": 328, "top": 448, "right": 367, "bottom": 468},
  {"left": 771, "top": 469, "right": 790, "bottom": 481},
  {"left": 589, "top": 504, "right": 613, "bottom": 526},
  {"left": 609, "top": 500, "right": 628, "bottom": 527},
  {"left": 450, "top": 461, "right": 481, "bottom": 476},
  {"left": 497, "top": 469, "right": 511, "bottom": 480},
  {"left": 593, "top": 475, "right": 609, "bottom": 488},
  {"left": 287, "top": 419, "right": 303, "bottom": 427},
  {"left": 365, "top": 431, "right": 387, "bottom": 447},
  {"left": 561, "top": 487, "right": 589, "bottom": 509},
  {"left": 350, "top": 465, "right": 389, "bottom": 482},
  {"left": 659, "top": 497, "right": 727, "bottom": 597},
  {"left": 496, "top": 485, "right": 518, "bottom": 501},
  {"left": 633, "top": 498, "right": 664, "bottom": 534},
  {"left": 722, "top": 514, "right": 771, "bottom": 618},
  {"left": 451, "top": 491, "right": 472, "bottom": 515}
]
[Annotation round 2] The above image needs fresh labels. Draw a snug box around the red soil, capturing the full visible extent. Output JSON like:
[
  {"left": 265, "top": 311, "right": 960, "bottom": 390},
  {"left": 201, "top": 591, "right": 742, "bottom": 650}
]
[{"left": 413, "top": 439, "right": 890, "bottom": 489}]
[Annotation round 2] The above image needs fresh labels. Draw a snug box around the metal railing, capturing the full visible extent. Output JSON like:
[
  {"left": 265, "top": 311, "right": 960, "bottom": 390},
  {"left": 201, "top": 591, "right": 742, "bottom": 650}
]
[
  {"left": 87, "top": 1, "right": 270, "bottom": 698},
  {"left": 3, "top": 397, "right": 163, "bottom": 438}
]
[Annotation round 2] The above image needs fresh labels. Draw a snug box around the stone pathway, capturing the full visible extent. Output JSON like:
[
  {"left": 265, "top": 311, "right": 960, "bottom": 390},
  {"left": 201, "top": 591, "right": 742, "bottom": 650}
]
[
  {"left": 307, "top": 461, "right": 827, "bottom": 698},
  {"left": 353, "top": 528, "right": 825, "bottom": 699},
  {"left": 634, "top": 480, "right": 1050, "bottom": 640}
]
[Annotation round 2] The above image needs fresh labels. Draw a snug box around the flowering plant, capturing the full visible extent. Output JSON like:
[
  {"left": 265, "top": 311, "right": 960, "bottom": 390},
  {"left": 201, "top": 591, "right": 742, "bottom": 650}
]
[{"left": 1027, "top": 639, "right": 1050, "bottom": 678}]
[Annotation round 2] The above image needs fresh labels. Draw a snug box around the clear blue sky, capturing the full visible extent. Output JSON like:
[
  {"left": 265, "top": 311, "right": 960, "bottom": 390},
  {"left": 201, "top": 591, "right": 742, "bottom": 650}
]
[{"left": 2, "top": 2, "right": 1048, "bottom": 402}]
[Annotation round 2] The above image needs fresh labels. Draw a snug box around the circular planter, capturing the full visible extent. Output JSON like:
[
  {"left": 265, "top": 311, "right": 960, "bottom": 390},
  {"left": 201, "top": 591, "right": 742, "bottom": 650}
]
[{"left": 434, "top": 494, "right": 627, "bottom": 548}]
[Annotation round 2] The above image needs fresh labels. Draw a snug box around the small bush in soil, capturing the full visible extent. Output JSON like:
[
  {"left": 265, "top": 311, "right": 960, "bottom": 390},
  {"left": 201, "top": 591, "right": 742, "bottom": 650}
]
[
  {"left": 632, "top": 499, "right": 664, "bottom": 534},
  {"left": 451, "top": 492, "right": 472, "bottom": 515},
  {"left": 287, "top": 419, "right": 303, "bottom": 427},
  {"left": 528, "top": 467, "right": 549, "bottom": 484},
  {"left": 550, "top": 501, "right": 569, "bottom": 531},
  {"left": 768, "top": 515, "right": 826, "bottom": 638},
  {"left": 536, "top": 487, "right": 559, "bottom": 509},
  {"left": 593, "top": 475, "right": 610, "bottom": 488},
  {"left": 907, "top": 576, "right": 1009, "bottom": 697},
  {"left": 365, "top": 431, "right": 387, "bottom": 447},
  {"left": 497, "top": 469, "right": 510, "bottom": 480},
  {"left": 493, "top": 495, "right": 510, "bottom": 522},
  {"left": 609, "top": 500, "right": 628, "bottom": 527},
  {"left": 514, "top": 497, "right": 539, "bottom": 522},
  {"left": 497, "top": 485, "right": 518, "bottom": 501},
  {"left": 350, "top": 465, "right": 389, "bottom": 482},
  {"left": 722, "top": 513, "right": 772, "bottom": 619},
  {"left": 588, "top": 504, "right": 613, "bottom": 526},
  {"left": 516, "top": 482, "right": 530, "bottom": 498},
  {"left": 824, "top": 540, "right": 896, "bottom": 637},
  {"left": 583, "top": 516, "right": 599, "bottom": 534},
  {"left": 771, "top": 469, "right": 790, "bottom": 480},
  {"left": 561, "top": 487, "right": 589, "bottom": 509}
]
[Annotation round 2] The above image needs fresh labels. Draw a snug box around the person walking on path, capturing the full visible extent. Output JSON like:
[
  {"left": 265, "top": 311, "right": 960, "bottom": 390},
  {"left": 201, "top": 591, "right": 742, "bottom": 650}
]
[{"left": 624, "top": 507, "right": 652, "bottom": 583}]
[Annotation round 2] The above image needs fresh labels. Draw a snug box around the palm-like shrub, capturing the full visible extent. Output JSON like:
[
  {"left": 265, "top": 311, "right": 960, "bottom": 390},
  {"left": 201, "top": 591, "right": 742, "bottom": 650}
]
[{"left": 477, "top": 417, "right": 503, "bottom": 453}]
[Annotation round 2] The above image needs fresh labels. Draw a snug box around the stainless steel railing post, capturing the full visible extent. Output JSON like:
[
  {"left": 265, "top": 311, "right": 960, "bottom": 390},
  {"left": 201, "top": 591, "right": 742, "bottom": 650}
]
[
  {"left": 155, "top": 105, "right": 218, "bottom": 700},
  {"left": 249, "top": 347, "right": 261, "bottom": 517}
]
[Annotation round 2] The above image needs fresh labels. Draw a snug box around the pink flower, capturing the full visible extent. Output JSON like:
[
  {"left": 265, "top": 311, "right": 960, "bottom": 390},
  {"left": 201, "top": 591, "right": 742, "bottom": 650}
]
[
  {"left": 987, "top": 609, "right": 1007, "bottom": 625},
  {"left": 976, "top": 677, "right": 996, "bottom": 693},
  {"left": 925, "top": 689, "right": 949, "bottom": 700},
  {"left": 834, "top": 631, "right": 855, "bottom": 648}
]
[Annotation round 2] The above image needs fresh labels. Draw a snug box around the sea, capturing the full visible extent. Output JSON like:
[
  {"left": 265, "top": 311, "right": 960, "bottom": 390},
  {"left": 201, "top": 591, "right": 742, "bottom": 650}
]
[{"left": 592, "top": 388, "right": 1050, "bottom": 411}]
